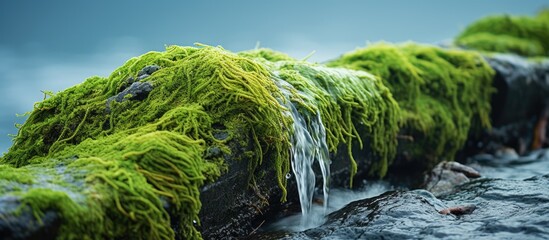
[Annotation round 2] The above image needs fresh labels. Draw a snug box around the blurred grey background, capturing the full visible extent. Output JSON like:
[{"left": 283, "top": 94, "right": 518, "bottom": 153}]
[{"left": 1, "top": 0, "right": 547, "bottom": 155}]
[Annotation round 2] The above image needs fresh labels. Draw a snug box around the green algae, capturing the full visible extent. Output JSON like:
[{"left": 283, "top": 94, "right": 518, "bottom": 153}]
[
  {"left": 69, "top": 131, "right": 206, "bottom": 239},
  {"left": 0, "top": 42, "right": 491, "bottom": 239},
  {"left": 0, "top": 159, "right": 106, "bottom": 239},
  {"left": 0, "top": 134, "right": 202, "bottom": 239},
  {"left": 241, "top": 48, "right": 401, "bottom": 183},
  {"left": 329, "top": 43, "right": 495, "bottom": 166},
  {"left": 1, "top": 45, "right": 295, "bottom": 239},
  {"left": 455, "top": 10, "right": 549, "bottom": 57},
  {"left": 0, "top": 164, "right": 33, "bottom": 184},
  {"left": 17, "top": 188, "right": 104, "bottom": 239},
  {"left": 0, "top": 44, "right": 404, "bottom": 239},
  {"left": 239, "top": 48, "right": 295, "bottom": 62}
]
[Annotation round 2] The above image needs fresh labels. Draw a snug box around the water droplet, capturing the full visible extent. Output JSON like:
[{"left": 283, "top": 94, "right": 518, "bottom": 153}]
[
  {"left": 192, "top": 220, "right": 197, "bottom": 224},
  {"left": 285, "top": 173, "right": 292, "bottom": 179}
]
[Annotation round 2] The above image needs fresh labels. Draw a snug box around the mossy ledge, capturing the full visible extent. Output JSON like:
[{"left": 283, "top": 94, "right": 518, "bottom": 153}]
[
  {"left": 241, "top": 48, "right": 401, "bottom": 182},
  {"left": 455, "top": 9, "right": 549, "bottom": 57},
  {"left": 0, "top": 45, "right": 401, "bottom": 239},
  {"left": 328, "top": 43, "right": 495, "bottom": 168}
]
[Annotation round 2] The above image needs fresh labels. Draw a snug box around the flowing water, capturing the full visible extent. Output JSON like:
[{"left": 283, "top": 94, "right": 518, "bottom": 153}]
[
  {"left": 264, "top": 181, "right": 393, "bottom": 232},
  {"left": 274, "top": 76, "right": 331, "bottom": 226},
  {"left": 267, "top": 74, "right": 549, "bottom": 239},
  {"left": 255, "top": 149, "right": 549, "bottom": 239}
]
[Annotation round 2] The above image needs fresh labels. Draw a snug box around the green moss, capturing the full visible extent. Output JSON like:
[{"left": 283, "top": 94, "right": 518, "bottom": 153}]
[
  {"left": 538, "top": 9, "right": 549, "bottom": 22},
  {"left": 0, "top": 40, "right": 498, "bottom": 238},
  {"left": 17, "top": 188, "right": 104, "bottom": 239},
  {"left": 455, "top": 11, "right": 549, "bottom": 56},
  {"left": 1, "top": 45, "right": 295, "bottom": 239},
  {"left": 241, "top": 48, "right": 401, "bottom": 183},
  {"left": 0, "top": 160, "right": 105, "bottom": 238},
  {"left": 66, "top": 130, "right": 206, "bottom": 239},
  {"left": 0, "top": 133, "right": 203, "bottom": 239},
  {"left": 0, "top": 165, "right": 34, "bottom": 184},
  {"left": 239, "top": 48, "right": 295, "bottom": 62},
  {"left": 456, "top": 33, "right": 544, "bottom": 57},
  {"left": 329, "top": 43, "right": 495, "bottom": 166}
]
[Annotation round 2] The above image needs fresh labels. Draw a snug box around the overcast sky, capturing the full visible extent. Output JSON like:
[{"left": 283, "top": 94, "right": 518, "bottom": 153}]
[{"left": 0, "top": 0, "right": 547, "bottom": 154}]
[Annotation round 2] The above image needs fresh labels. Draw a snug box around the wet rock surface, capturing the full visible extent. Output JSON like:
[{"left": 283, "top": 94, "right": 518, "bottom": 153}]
[
  {"left": 199, "top": 52, "right": 549, "bottom": 238},
  {"left": 424, "top": 161, "right": 481, "bottom": 196},
  {"left": 0, "top": 163, "right": 86, "bottom": 240},
  {"left": 0, "top": 206, "right": 60, "bottom": 240},
  {"left": 2, "top": 50, "right": 548, "bottom": 239},
  {"left": 464, "top": 55, "right": 549, "bottom": 156},
  {"left": 468, "top": 148, "right": 549, "bottom": 180},
  {"left": 261, "top": 175, "right": 549, "bottom": 240},
  {"left": 486, "top": 55, "right": 549, "bottom": 127},
  {"left": 252, "top": 148, "right": 549, "bottom": 240}
]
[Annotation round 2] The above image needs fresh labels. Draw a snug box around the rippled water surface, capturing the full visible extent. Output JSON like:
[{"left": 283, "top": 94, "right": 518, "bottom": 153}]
[
  {"left": 256, "top": 149, "right": 549, "bottom": 239},
  {"left": 264, "top": 181, "right": 393, "bottom": 232},
  {"left": 469, "top": 149, "right": 549, "bottom": 179}
]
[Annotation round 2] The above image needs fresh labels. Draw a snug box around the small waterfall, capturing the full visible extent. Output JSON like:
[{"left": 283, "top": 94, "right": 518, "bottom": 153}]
[{"left": 274, "top": 76, "right": 331, "bottom": 222}]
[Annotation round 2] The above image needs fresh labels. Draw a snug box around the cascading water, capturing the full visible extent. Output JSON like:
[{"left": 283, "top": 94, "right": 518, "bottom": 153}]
[{"left": 274, "top": 76, "right": 331, "bottom": 225}]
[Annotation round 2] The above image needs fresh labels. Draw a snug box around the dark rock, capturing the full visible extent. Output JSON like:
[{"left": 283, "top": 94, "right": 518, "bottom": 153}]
[
  {"left": 199, "top": 120, "right": 466, "bottom": 238},
  {"left": 0, "top": 195, "right": 62, "bottom": 240},
  {"left": 107, "top": 65, "right": 159, "bottom": 113},
  {"left": 486, "top": 55, "right": 549, "bottom": 127},
  {"left": 213, "top": 131, "right": 229, "bottom": 141},
  {"left": 106, "top": 82, "right": 153, "bottom": 113},
  {"left": 199, "top": 148, "right": 287, "bottom": 239},
  {"left": 204, "top": 147, "right": 222, "bottom": 159},
  {"left": 138, "top": 65, "right": 161, "bottom": 77},
  {"left": 117, "top": 77, "right": 135, "bottom": 93},
  {"left": 267, "top": 175, "right": 549, "bottom": 239},
  {"left": 137, "top": 74, "right": 150, "bottom": 81},
  {"left": 198, "top": 125, "right": 389, "bottom": 239},
  {"left": 6, "top": 53, "right": 549, "bottom": 239},
  {"left": 116, "top": 82, "right": 153, "bottom": 102},
  {"left": 424, "top": 161, "right": 481, "bottom": 197},
  {"left": 463, "top": 55, "right": 549, "bottom": 156},
  {"left": 126, "top": 76, "right": 135, "bottom": 84}
]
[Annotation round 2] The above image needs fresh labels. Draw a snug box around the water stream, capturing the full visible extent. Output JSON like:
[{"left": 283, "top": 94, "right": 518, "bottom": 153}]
[
  {"left": 258, "top": 146, "right": 549, "bottom": 238},
  {"left": 259, "top": 75, "right": 549, "bottom": 239},
  {"left": 265, "top": 181, "right": 392, "bottom": 232},
  {"left": 274, "top": 76, "right": 331, "bottom": 225}
]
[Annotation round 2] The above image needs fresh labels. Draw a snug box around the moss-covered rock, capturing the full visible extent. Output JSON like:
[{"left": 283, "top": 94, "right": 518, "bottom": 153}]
[
  {"left": 328, "top": 43, "right": 495, "bottom": 168},
  {"left": 242, "top": 49, "right": 400, "bottom": 180},
  {"left": 455, "top": 9, "right": 549, "bottom": 57},
  {"left": 0, "top": 45, "right": 402, "bottom": 239},
  {"left": 1, "top": 45, "right": 296, "bottom": 239}
]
